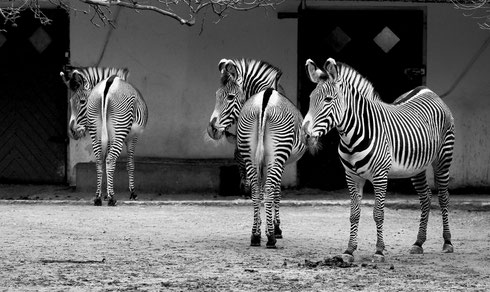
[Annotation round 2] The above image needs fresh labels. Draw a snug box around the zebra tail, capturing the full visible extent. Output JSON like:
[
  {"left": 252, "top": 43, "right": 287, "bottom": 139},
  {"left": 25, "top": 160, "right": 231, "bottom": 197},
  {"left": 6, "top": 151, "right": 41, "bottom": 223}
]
[
  {"left": 254, "top": 88, "right": 273, "bottom": 185},
  {"left": 101, "top": 75, "right": 117, "bottom": 160},
  {"left": 255, "top": 109, "right": 266, "bottom": 185}
]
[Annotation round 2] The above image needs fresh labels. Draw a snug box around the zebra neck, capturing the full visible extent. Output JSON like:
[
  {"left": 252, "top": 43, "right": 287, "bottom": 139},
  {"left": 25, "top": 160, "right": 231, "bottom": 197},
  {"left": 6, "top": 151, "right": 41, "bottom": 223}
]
[{"left": 337, "top": 93, "right": 383, "bottom": 151}]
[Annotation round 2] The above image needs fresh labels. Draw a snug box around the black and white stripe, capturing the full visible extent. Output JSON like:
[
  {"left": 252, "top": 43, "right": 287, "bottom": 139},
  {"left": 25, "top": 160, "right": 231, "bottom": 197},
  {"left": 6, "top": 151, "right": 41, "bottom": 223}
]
[
  {"left": 207, "top": 59, "right": 306, "bottom": 247},
  {"left": 61, "top": 66, "right": 148, "bottom": 206},
  {"left": 208, "top": 59, "right": 284, "bottom": 196},
  {"left": 237, "top": 88, "right": 305, "bottom": 248},
  {"left": 303, "top": 58, "right": 455, "bottom": 261}
]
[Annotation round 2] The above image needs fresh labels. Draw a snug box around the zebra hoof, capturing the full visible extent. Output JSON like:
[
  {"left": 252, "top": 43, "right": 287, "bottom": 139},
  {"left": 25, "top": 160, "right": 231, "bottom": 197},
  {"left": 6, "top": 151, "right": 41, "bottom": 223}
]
[
  {"left": 94, "top": 198, "right": 102, "bottom": 206},
  {"left": 129, "top": 193, "right": 138, "bottom": 201},
  {"left": 442, "top": 243, "right": 454, "bottom": 253},
  {"left": 250, "top": 234, "right": 261, "bottom": 246},
  {"left": 340, "top": 253, "right": 354, "bottom": 263},
  {"left": 108, "top": 198, "right": 117, "bottom": 206},
  {"left": 372, "top": 253, "right": 385, "bottom": 263},
  {"left": 274, "top": 225, "right": 283, "bottom": 239},
  {"left": 409, "top": 245, "right": 424, "bottom": 254},
  {"left": 266, "top": 235, "right": 277, "bottom": 249}
]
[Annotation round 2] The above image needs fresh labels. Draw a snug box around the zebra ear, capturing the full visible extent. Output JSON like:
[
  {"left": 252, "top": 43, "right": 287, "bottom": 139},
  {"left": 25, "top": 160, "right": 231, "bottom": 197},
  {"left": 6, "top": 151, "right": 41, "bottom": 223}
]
[
  {"left": 218, "top": 59, "right": 229, "bottom": 73},
  {"left": 121, "top": 68, "right": 129, "bottom": 81},
  {"left": 323, "top": 58, "right": 338, "bottom": 81},
  {"left": 305, "top": 59, "right": 325, "bottom": 83},
  {"left": 60, "top": 65, "right": 75, "bottom": 86},
  {"left": 69, "top": 72, "right": 87, "bottom": 91},
  {"left": 274, "top": 71, "right": 283, "bottom": 89},
  {"left": 218, "top": 59, "right": 238, "bottom": 81}
]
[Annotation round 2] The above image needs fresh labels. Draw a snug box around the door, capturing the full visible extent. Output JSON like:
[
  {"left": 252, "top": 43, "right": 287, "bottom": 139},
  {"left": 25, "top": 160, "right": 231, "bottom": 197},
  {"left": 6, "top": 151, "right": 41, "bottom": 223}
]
[
  {"left": 298, "top": 8, "right": 425, "bottom": 191},
  {"left": 0, "top": 9, "right": 69, "bottom": 184}
]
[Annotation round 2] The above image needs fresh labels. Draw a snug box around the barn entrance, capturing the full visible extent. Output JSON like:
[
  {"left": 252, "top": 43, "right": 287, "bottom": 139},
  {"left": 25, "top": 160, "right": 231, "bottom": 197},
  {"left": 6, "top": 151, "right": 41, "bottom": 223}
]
[
  {"left": 297, "top": 8, "right": 426, "bottom": 191},
  {"left": 0, "top": 9, "right": 69, "bottom": 184}
]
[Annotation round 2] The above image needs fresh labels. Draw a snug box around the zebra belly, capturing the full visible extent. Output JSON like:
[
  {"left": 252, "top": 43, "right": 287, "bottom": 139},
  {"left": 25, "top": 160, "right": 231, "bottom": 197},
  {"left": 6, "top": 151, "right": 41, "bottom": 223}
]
[{"left": 388, "top": 161, "right": 430, "bottom": 179}]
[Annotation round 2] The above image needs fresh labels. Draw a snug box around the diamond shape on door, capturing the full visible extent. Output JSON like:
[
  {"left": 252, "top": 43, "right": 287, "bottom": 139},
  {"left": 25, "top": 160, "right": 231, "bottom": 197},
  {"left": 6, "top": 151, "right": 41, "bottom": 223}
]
[
  {"left": 326, "top": 26, "right": 351, "bottom": 53},
  {"left": 29, "top": 27, "right": 52, "bottom": 53},
  {"left": 373, "top": 26, "right": 400, "bottom": 53}
]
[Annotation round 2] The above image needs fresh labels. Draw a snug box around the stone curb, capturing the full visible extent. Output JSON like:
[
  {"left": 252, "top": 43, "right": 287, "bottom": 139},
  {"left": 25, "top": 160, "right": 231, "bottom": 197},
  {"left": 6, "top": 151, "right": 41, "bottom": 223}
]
[{"left": 0, "top": 199, "right": 488, "bottom": 210}]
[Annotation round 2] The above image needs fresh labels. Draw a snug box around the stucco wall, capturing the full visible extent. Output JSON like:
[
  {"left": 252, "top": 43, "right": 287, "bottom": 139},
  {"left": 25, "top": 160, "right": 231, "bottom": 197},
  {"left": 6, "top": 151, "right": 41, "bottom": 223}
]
[
  {"left": 426, "top": 5, "right": 490, "bottom": 188},
  {"left": 67, "top": 3, "right": 298, "bottom": 186},
  {"left": 68, "top": 1, "right": 490, "bottom": 190}
]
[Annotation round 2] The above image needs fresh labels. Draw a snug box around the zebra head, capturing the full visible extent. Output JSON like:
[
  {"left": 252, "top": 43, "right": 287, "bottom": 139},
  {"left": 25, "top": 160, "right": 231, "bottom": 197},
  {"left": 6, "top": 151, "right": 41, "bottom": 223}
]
[
  {"left": 207, "top": 59, "right": 246, "bottom": 141},
  {"left": 302, "top": 58, "right": 343, "bottom": 151},
  {"left": 60, "top": 66, "right": 129, "bottom": 140},
  {"left": 60, "top": 66, "right": 91, "bottom": 140}
]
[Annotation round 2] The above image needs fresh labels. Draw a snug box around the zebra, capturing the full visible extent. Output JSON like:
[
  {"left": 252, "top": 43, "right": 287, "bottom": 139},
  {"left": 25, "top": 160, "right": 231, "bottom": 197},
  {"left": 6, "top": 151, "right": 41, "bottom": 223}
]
[
  {"left": 301, "top": 58, "right": 455, "bottom": 262},
  {"left": 207, "top": 59, "right": 305, "bottom": 247},
  {"left": 207, "top": 59, "right": 286, "bottom": 198},
  {"left": 60, "top": 66, "right": 148, "bottom": 206},
  {"left": 237, "top": 88, "right": 305, "bottom": 248}
]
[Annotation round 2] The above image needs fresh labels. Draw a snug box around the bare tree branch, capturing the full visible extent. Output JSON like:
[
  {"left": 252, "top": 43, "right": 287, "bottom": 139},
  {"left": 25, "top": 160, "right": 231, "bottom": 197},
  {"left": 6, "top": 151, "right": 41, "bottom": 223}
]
[
  {"left": 0, "top": 0, "right": 284, "bottom": 29},
  {"left": 452, "top": 0, "right": 490, "bottom": 29}
]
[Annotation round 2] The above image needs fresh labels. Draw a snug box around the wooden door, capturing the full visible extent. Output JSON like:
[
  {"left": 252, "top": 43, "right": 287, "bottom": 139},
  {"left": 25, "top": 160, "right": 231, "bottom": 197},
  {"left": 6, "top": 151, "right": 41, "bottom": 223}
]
[{"left": 0, "top": 9, "right": 69, "bottom": 184}]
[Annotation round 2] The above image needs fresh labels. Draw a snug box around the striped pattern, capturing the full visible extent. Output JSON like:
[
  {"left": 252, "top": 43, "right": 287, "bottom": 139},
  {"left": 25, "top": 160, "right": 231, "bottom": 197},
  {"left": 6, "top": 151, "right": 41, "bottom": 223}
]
[
  {"left": 61, "top": 66, "right": 148, "bottom": 206},
  {"left": 303, "top": 59, "right": 455, "bottom": 260},
  {"left": 237, "top": 88, "right": 305, "bottom": 247},
  {"left": 207, "top": 59, "right": 305, "bottom": 247},
  {"left": 208, "top": 59, "right": 284, "bottom": 195}
]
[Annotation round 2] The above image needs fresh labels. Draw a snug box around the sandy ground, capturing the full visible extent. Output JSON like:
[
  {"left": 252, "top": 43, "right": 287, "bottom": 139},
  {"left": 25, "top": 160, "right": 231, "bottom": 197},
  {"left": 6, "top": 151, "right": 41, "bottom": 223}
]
[{"left": 0, "top": 201, "right": 489, "bottom": 291}]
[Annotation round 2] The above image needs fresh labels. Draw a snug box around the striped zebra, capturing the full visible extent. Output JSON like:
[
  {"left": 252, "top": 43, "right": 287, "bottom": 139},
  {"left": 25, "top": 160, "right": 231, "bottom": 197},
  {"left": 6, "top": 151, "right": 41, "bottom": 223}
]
[
  {"left": 61, "top": 66, "right": 148, "bottom": 206},
  {"left": 207, "top": 59, "right": 285, "bottom": 198},
  {"left": 237, "top": 88, "right": 305, "bottom": 248},
  {"left": 302, "top": 58, "right": 455, "bottom": 262},
  {"left": 207, "top": 59, "right": 305, "bottom": 247}
]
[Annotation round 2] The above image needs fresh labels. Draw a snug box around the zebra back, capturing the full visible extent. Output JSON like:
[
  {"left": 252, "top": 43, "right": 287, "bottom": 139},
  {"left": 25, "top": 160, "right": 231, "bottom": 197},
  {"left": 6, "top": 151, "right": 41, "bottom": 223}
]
[{"left": 66, "top": 66, "right": 129, "bottom": 92}]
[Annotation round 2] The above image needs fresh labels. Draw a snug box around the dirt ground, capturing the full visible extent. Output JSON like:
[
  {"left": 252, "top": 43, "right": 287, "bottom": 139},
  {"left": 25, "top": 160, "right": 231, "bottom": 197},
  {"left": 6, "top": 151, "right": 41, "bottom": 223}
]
[{"left": 0, "top": 200, "right": 489, "bottom": 291}]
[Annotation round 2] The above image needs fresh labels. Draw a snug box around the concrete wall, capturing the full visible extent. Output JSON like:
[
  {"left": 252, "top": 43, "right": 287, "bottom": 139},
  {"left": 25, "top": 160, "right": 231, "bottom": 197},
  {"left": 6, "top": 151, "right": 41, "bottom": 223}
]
[
  {"left": 67, "top": 4, "right": 298, "bottom": 186},
  {"left": 426, "top": 5, "right": 490, "bottom": 188},
  {"left": 68, "top": 1, "right": 490, "bottom": 190}
]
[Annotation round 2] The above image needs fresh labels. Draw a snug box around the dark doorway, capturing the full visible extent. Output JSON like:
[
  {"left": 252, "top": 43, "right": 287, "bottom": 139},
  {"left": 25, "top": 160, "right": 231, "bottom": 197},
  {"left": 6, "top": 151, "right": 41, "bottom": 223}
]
[
  {"left": 298, "top": 8, "right": 426, "bottom": 191},
  {"left": 0, "top": 9, "right": 69, "bottom": 184}
]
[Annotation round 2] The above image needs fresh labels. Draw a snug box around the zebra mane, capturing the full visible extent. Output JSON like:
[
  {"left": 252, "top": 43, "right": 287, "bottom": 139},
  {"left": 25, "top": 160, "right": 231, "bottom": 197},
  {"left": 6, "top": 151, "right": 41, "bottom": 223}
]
[
  {"left": 337, "top": 62, "right": 382, "bottom": 102},
  {"left": 221, "top": 59, "right": 282, "bottom": 98},
  {"left": 74, "top": 66, "right": 129, "bottom": 89}
]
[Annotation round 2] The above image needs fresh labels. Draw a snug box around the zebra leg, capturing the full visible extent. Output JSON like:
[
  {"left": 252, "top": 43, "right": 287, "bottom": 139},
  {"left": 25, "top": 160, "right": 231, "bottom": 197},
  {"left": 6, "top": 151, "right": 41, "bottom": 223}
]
[
  {"left": 248, "top": 165, "right": 262, "bottom": 246},
  {"left": 94, "top": 158, "right": 104, "bottom": 206},
  {"left": 126, "top": 137, "right": 138, "bottom": 200},
  {"left": 410, "top": 171, "right": 432, "bottom": 254},
  {"left": 434, "top": 147, "right": 454, "bottom": 253},
  {"left": 235, "top": 148, "right": 250, "bottom": 198},
  {"left": 372, "top": 176, "right": 388, "bottom": 262},
  {"left": 342, "top": 173, "right": 366, "bottom": 262},
  {"left": 273, "top": 183, "right": 282, "bottom": 239},
  {"left": 105, "top": 137, "right": 125, "bottom": 207},
  {"left": 264, "top": 162, "right": 285, "bottom": 248},
  {"left": 90, "top": 134, "right": 104, "bottom": 206}
]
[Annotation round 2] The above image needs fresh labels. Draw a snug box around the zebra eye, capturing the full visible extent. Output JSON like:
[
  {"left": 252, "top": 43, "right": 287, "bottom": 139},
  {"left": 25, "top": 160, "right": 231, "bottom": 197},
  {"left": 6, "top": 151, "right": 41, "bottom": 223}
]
[
  {"left": 324, "top": 96, "right": 334, "bottom": 103},
  {"left": 79, "top": 98, "right": 87, "bottom": 105},
  {"left": 226, "top": 95, "right": 235, "bottom": 101}
]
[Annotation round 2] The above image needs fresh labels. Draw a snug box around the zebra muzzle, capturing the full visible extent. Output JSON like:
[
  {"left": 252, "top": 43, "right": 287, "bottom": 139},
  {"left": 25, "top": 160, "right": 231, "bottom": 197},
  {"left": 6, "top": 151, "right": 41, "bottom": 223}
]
[
  {"left": 69, "top": 122, "right": 86, "bottom": 140},
  {"left": 207, "top": 118, "right": 224, "bottom": 140},
  {"left": 301, "top": 121, "right": 320, "bottom": 153},
  {"left": 301, "top": 121, "right": 312, "bottom": 144}
]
